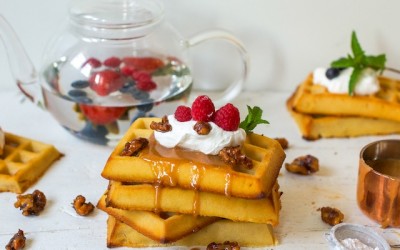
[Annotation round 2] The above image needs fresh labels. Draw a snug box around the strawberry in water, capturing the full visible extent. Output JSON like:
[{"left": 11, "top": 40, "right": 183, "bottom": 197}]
[
  {"left": 89, "top": 70, "right": 125, "bottom": 96},
  {"left": 122, "top": 57, "right": 164, "bottom": 72},
  {"left": 79, "top": 104, "right": 127, "bottom": 125},
  {"left": 81, "top": 58, "right": 102, "bottom": 69}
]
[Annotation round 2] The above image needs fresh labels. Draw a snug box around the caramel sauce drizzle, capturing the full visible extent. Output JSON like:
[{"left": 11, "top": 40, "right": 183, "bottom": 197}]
[{"left": 139, "top": 135, "right": 232, "bottom": 215}]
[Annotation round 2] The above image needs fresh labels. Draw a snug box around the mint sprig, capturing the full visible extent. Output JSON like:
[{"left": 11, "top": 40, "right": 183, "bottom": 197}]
[
  {"left": 330, "top": 31, "right": 386, "bottom": 95},
  {"left": 239, "top": 105, "right": 269, "bottom": 133}
]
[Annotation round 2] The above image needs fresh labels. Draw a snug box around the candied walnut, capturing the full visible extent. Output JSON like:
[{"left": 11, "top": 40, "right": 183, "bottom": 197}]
[
  {"left": 193, "top": 121, "right": 211, "bottom": 135},
  {"left": 5, "top": 229, "right": 26, "bottom": 250},
  {"left": 319, "top": 206, "right": 344, "bottom": 226},
  {"left": 285, "top": 154, "right": 319, "bottom": 175},
  {"left": 120, "top": 137, "right": 149, "bottom": 156},
  {"left": 207, "top": 241, "right": 240, "bottom": 250},
  {"left": 14, "top": 189, "right": 46, "bottom": 216},
  {"left": 150, "top": 116, "right": 172, "bottom": 132},
  {"left": 72, "top": 195, "right": 95, "bottom": 216},
  {"left": 219, "top": 146, "right": 253, "bottom": 169},
  {"left": 275, "top": 137, "right": 289, "bottom": 149}
]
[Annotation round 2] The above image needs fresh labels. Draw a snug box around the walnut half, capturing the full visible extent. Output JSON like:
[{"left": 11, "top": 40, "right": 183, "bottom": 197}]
[
  {"left": 219, "top": 146, "right": 253, "bottom": 169},
  {"left": 72, "top": 195, "right": 95, "bottom": 216},
  {"left": 150, "top": 115, "right": 172, "bottom": 132},
  {"left": 285, "top": 154, "right": 319, "bottom": 175},
  {"left": 14, "top": 190, "right": 46, "bottom": 216},
  {"left": 5, "top": 229, "right": 26, "bottom": 250},
  {"left": 319, "top": 206, "right": 344, "bottom": 226},
  {"left": 120, "top": 137, "right": 149, "bottom": 156}
]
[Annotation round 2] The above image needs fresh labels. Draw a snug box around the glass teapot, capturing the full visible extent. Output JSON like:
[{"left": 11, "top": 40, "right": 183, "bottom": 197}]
[{"left": 0, "top": 0, "right": 248, "bottom": 146}]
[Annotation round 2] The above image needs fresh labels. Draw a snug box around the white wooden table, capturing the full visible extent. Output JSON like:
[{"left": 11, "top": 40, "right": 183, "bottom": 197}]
[{"left": 1, "top": 90, "right": 399, "bottom": 250}]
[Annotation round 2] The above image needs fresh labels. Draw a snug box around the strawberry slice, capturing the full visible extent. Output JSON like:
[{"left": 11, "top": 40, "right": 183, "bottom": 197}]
[
  {"left": 79, "top": 104, "right": 127, "bottom": 125},
  {"left": 89, "top": 70, "right": 125, "bottom": 96},
  {"left": 122, "top": 57, "right": 164, "bottom": 72}
]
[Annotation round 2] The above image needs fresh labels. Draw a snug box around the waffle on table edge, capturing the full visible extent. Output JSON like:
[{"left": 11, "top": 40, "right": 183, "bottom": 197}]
[
  {"left": 106, "top": 215, "right": 276, "bottom": 248},
  {"left": 102, "top": 117, "right": 285, "bottom": 199},
  {"left": 0, "top": 132, "right": 61, "bottom": 193},
  {"left": 291, "top": 74, "right": 400, "bottom": 122},
  {"left": 287, "top": 92, "right": 400, "bottom": 140}
]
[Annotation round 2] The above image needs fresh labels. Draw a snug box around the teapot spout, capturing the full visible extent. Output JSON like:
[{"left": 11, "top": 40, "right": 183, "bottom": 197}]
[{"left": 0, "top": 15, "right": 38, "bottom": 102}]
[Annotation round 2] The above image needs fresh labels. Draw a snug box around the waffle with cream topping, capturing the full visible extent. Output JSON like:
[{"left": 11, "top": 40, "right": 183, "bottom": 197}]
[
  {"left": 101, "top": 118, "right": 285, "bottom": 199},
  {"left": 0, "top": 132, "right": 61, "bottom": 193},
  {"left": 291, "top": 74, "right": 400, "bottom": 122}
]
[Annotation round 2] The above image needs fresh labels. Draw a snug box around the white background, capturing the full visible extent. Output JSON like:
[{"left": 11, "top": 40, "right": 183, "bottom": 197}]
[{"left": 1, "top": 0, "right": 400, "bottom": 92}]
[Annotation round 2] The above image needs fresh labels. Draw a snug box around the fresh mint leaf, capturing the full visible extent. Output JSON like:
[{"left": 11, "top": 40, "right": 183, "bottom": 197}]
[
  {"left": 330, "top": 31, "right": 388, "bottom": 95},
  {"left": 351, "top": 31, "right": 364, "bottom": 57},
  {"left": 331, "top": 57, "right": 354, "bottom": 68},
  {"left": 364, "top": 54, "right": 386, "bottom": 71},
  {"left": 239, "top": 105, "right": 269, "bottom": 133},
  {"left": 349, "top": 67, "right": 362, "bottom": 95}
]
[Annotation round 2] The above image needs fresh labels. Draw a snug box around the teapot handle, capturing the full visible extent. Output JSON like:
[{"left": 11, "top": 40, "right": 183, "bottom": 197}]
[
  {"left": 0, "top": 15, "right": 40, "bottom": 104},
  {"left": 186, "top": 30, "right": 249, "bottom": 107}
]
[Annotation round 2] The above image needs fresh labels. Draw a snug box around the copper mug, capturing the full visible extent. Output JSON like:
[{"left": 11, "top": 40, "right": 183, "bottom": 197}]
[{"left": 357, "top": 140, "right": 400, "bottom": 228}]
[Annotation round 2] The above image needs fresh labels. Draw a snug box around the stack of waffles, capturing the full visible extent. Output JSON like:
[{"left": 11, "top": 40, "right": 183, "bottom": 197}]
[
  {"left": 0, "top": 132, "right": 61, "bottom": 193},
  {"left": 287, "top": 74, "right": 400, "bottom": 140},
  {"left": 98, "top": 117, "right": 286, "bottom": 247}
]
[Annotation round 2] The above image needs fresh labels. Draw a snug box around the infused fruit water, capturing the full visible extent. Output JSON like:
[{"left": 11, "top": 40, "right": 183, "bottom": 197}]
[{"left": 40, "top": 55, "right": 192, "bottom": 145}]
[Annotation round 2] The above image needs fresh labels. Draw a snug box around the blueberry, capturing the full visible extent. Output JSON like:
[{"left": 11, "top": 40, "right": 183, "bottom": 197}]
[
  {"left": 131, "top": 89, "right": 150, "bottom": 100},
  {"left": 325, "top": 68, "right": 342, "bottom": 79},
  {"left": 68, "top": 89, "right": 87, "bottom": 97},
  {"left": 74, "top": 96, "right": 93, "bottom": 104},
  {"left": 71, "top": 80, "right": 90, "bottom": 89},
  {"left": 137, "top": 102, "right": 154, "bottom": 112}
]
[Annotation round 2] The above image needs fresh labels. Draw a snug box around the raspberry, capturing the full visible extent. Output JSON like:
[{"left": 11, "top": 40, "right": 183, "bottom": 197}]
[
  {"left": 120, "top": 65, "right": 136, "bottom": 76},
  {"left": 214, "top": 103, "right": 240, "bottom": 131},
  {"left": 103, "top": 57, "right": 121, "bottom": 67},
  {"left": 174, "top": 106, "right": 192, "bottom": 122},
  {"left": 191, "top": 95, "right": 215, "bottom": 122},
  {"left": 132, "top": 71, "right": 152, "bottom": 82},
  {"left": 136, "top": 80, "right": 157, "bottom": 91}
]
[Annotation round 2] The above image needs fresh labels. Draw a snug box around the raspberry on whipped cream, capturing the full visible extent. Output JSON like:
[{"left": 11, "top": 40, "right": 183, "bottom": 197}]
[{"left": 154, "top": 115, "right": 246, "bottom": 155}]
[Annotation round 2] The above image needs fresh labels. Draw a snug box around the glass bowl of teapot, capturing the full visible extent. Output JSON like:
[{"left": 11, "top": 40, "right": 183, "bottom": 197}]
[{"left": 0, "top": 0, "right": 248, "bottom": 146}]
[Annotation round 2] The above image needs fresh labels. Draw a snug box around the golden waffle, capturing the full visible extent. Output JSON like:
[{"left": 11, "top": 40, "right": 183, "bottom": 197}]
[
  {"left": 0, "top": 132, "right": 61, "bottom": 193},
  {"left": 107, "top": 216, "right": 277, "bottom": 248},
  {"left": 287, "top": 92, "right": 400, "bottom": 140},
  {"left": 101, "top": 118, "right": 285, "bottom": 199},
  {"left": 291, "top": 74, "right": 400, "bottom": 122},
  {"left": 97, "top": 194, "right": 219, "bottom": 243},
  {"left": 106, "top": 181, "right": 281, "bottom": 224}
]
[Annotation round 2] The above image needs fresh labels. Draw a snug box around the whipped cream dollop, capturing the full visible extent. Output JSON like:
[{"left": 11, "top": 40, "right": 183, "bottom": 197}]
[
  {"left": 0, "top": 127, "right": 4, "bottom": 155},
  {"left": 313, "top": 67, "right": 380, "bottom": 95},
  {"left": 154, "top": 115, "right": 246, "bottom": 155}
]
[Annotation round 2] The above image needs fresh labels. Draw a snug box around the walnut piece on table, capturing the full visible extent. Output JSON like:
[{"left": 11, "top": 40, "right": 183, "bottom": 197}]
[
  {"left": 5, "top": 229, "right": 26, "bottom": 250},
  {"left": 219, "top": 146, "right": 253, "bottom": 170},
  {"left": 72, "top": 195, "right": 95, "bottom": 216},
  {"left": 319, "top": 206, "right": 344, "bottom": 226},
  {"left": 120, "top": 137, "right": 149, "bottom": 156},
  {"left": 285, "top": 154, "right": 319, "bottom": 175},
  {"left": 206, "top": 241, "right": 240, "bottom": 250},
  {"left": 14, "top": 190, "right": 46, "bottom": 216}
]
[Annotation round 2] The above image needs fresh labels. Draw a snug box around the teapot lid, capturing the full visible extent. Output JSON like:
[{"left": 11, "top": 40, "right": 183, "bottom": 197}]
[{"left": 69, "top": 0, "right": 164, "bottom": 39}]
